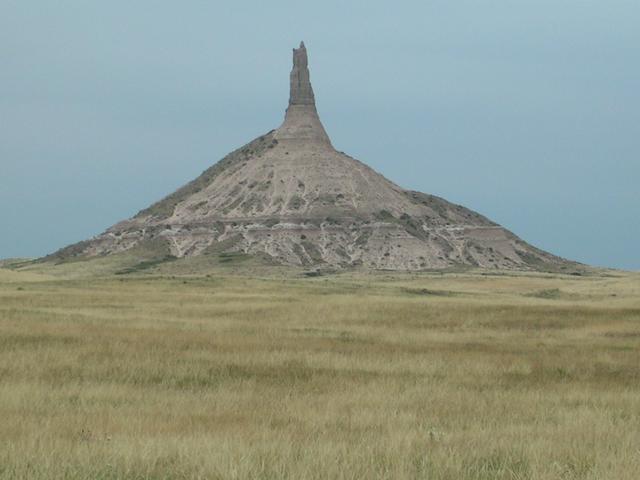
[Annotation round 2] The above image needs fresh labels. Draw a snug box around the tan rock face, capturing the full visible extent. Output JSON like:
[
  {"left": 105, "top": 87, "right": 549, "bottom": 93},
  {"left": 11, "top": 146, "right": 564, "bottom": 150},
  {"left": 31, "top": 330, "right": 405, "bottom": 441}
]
[
  {"left": 52, "top": 42, "right": 573, "bottom": 271},
  {"left": 278, "top": 42, "right": 331, "bottom": 146},
  {"left": 289, "top": 42, "right": 315, "bottom": 106}
]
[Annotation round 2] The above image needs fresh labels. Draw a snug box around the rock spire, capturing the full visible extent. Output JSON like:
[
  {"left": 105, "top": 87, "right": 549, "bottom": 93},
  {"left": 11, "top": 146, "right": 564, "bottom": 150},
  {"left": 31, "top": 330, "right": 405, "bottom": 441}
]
[
  {"left": 289, "top": 41, "right": 315, "bottom": 106},
  {"left": 277, "top": 41, "right": 332, "bottom": 146}
]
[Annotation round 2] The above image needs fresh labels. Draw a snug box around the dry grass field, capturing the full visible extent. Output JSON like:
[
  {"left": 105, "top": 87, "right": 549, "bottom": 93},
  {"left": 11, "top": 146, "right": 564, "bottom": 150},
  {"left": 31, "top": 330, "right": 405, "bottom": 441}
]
[{"left": 1, "top": 266, "right": 639, "bottom": 479}]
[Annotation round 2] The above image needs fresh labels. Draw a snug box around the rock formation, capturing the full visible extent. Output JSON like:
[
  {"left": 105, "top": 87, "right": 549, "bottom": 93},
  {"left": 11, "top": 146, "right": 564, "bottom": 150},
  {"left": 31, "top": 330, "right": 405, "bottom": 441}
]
[
  {"left": 279, "top": 42, "right": 331, "bottom": 145},
  {"left": 289, "top": 42, "right": 315, "bottom": 106},
  {"left": 51, "top": 42, "right": 573, "bottom": 271}
]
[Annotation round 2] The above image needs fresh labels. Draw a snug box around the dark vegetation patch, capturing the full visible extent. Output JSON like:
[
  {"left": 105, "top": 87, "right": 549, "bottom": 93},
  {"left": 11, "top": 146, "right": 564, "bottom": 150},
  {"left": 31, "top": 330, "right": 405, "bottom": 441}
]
[
  {"left": 523, "top": 288, "right": 581, "bottom": 300},
  {"left": 241, "top": 193, "right": 265, "bottom": 213},
  {"left": 354, "top": 230, "right": 371, "bottom": 247},
  {"left": 287, "top": 195, "right": 304, "bottom": 210},
  {"left": 41, "top": 361, "right": 384, "bottom": 393},
  {"left": 303, "top": 270, "right": 323, "bottom": 277},
  {"left": 213, "top": 221, "right": 226, "bottom": 238},
  {"left": 603, "top": 331, "right": 640, "bottom": 338},
  {"left": 526, "top": 288, "right": 562, "bottom": 299},
  {"left": 405, "top": 190, "right": 496, "bottom": 226},
  {"left": 300, "top": 240, "right": 324, "bottom": 264},
  {"left": 217, "top": 252, "right": 251, "bottom": 264},
  {"left": 501, "top": 361, "right": 640, "bottom": 388},
  {"left": 115, "top": 255, "right": 177, "bottom": 275},
  {"left": 515, "top": 249, "right": 549, "bottom": 270},
  {"left": 111, "top": 238, "right": 177, "bottom": 275},
  {"left": 398, "top": 213, "right": 428, "bottom": 240},
  {"left": 401, "top": 287, "right": 459, "bottom": 297},
  {"left": 373, "top": 210, "right": 396, "bottom": 222},
  {"left": 462, "top": 247, "right": 480, "bottom": 267},
  {"left": 187, "top": 200, "right": 208, "bottom": 212},
  {"left": 128, "top": 237, "right": 173, "bottom": 256},
  {"left": 372, "top": 210, "right": 430, "bottom": 240},
  {"left": 514, "top": 239, "right": 582, "bottom": 273},
  {"left": 202, "top": 235, "right": 243, "bottom": 256},
  {"left": 479, "top": 305, "right": 640, "bottom": 331},
  {"left": 0, "top": 258, "right": 34, "bottom": 268},
  {"left": 255, "top": 180, "right": 272, "bottom": 192},
  {"left": 42, "top": 239, "right": 93, "bottom": 263},
  {"left": 292, "top": 243, "right": 311, "bottom": 266},
  {"left": 0, "top": 334, "right": 80, "bottom": 349},
  {"left": 315, "top": 193, "right": 343, "bottom": 206}
]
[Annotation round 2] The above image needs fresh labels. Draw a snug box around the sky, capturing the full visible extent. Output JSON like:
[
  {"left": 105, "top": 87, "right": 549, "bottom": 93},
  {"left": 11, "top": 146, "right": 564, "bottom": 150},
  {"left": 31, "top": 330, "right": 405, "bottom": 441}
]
[{"left": 1, "top": 0, "right": 638, "bottom": 270}]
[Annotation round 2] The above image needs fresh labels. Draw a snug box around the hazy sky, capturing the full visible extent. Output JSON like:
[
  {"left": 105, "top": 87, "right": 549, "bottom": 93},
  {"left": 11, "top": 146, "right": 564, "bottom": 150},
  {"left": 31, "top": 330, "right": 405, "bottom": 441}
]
[{"left": 1, "top": 1, "right": 638, "bottom": 270}]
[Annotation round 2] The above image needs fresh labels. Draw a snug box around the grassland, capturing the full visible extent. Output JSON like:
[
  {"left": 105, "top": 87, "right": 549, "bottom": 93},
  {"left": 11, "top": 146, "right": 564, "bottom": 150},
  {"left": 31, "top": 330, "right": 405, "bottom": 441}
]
[{"left": 0, "top": 264, "right": 639, "bottom": 479}]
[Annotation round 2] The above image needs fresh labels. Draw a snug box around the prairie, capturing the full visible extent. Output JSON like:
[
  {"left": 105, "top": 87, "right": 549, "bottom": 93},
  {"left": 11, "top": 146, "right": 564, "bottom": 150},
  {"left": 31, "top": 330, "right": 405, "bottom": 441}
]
[{"left": 0, "top": 266, "right": 639, "bottom": 479}]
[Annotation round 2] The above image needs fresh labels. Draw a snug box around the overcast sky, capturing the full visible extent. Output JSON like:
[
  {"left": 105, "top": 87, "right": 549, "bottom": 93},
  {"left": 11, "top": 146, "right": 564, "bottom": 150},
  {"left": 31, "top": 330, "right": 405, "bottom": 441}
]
[{"left": 1, "top": 1, "right": 638, "bottom": 270}]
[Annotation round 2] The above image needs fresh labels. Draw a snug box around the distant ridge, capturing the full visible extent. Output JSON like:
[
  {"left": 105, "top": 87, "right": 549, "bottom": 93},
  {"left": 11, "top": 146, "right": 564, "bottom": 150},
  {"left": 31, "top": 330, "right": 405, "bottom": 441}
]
[{"left": 51, "top": 42, "right": 575, "bottom": 272}]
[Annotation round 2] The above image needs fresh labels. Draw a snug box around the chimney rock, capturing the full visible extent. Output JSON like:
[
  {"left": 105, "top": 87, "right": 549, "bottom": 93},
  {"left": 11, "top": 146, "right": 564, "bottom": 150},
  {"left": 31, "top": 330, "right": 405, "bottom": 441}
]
[
  {"left": 289, "top": 42, "right": 315, "bottom": 106},
  {"left": 277, "top": 41, "right": 332, "bottom": 146}
]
